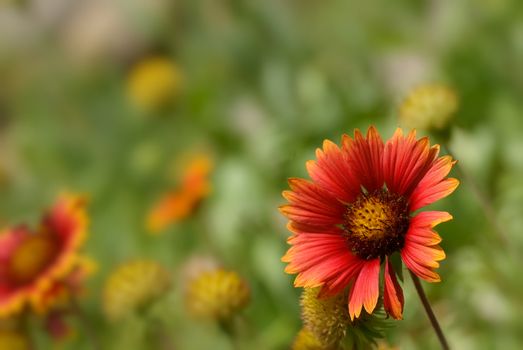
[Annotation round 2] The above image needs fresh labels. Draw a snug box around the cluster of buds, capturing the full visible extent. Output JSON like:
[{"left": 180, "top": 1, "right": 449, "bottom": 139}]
[{"left": 293, "top": 288, "right": 389, "bottom": 350}]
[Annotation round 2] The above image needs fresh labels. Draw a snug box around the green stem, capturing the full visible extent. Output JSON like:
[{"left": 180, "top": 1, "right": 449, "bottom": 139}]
[
  {"left": 71, "top": 297, "right": 102, "bottom": 350},
  {"left": 142, "top": 305, "right": 176, "bottom": 350},
  {"left": 410, "top": 271, "right": 449, "bottom": 350},
  {"left": 219, "top": 318, "right": 241, "bottom": 350},
  {"left": 146, "top": 316, "right": 176, "bottom": 350}
]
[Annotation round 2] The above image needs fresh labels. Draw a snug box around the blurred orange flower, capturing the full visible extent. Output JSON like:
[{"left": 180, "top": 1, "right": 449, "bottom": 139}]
[
  {"left": 0, "top": 195, "right": 90, "bottom": 317},
  {"left": 147, "top": 153, "right": 213, "bottom": 234}
]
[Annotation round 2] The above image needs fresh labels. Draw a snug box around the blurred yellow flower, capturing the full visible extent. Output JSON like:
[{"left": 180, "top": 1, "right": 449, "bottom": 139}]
[
  {"left": 291, "top": 328, "right": 327, "bottom": 350},
  {"left": 0, "top": 329, "right": 30, "bottom": 350},
  {"left": 185, "top": 269, "right": 249, "bottom": 321},
  {"left": 127, "top": 56, "right": 183, "bottom": 111},
  {"left": 0, "top": 195, "right": 89, "bottom": 317},
  {"left": 399, "top": 83, "right": 458, "bottom": 131},
  {"left": 147, "top": 153, "right": 213, "bottom": 234},
  {"left": 103, "top": 260, "right": 171, "bottom": 321},
  {"left": 300, "top": 288, "right": 349, "bottom": 348}
]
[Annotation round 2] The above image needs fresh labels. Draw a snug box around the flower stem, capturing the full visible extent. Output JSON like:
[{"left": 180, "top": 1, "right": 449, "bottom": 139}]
[
  {"left": 145, "top": 315, "right": 176, "bottom": 350},
  {"left": 409, "top": 271, "right": 449, "bottom": 350},
  {"left": 71, "top": 297, "right": 102, "bottom": 350}
]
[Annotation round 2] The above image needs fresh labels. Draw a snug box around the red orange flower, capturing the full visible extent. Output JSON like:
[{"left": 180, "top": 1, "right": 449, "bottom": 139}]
[
  {"left": 0, "top": 196, "right": 88, "bottom": 317},
  {"left": 281, "top": 127, "right": 458, "bottom": 320},
  {"left": 147, "top": 153, "right": 213, "bottom": 233},
  {"left": 35, "top": 255, "right": 96, "bottom": 314}
]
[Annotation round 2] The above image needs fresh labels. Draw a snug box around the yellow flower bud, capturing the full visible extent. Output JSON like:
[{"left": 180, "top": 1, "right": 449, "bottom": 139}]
[
  {"left": 185, "top": 269, "right": 249, "bottom": 321},
  {"left": 103, "top": 260, "right": 171, "bottom": 320},
  {"left": 292, "top": 328, "right": 334, "bottom": 350},
  {"left": 127, "top": 57, "right": 182, "bottom": 112},
  {"left": 300, "top": 288, "right": 349, "bottom": 348},
  {"left": 399, "top": 83, "right": 458, "bottom": 131}
]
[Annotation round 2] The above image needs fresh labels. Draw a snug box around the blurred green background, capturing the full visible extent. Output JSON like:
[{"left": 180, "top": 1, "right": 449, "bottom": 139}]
[{"left": 1, "top": 0, "right": 523, "bottom": 349}]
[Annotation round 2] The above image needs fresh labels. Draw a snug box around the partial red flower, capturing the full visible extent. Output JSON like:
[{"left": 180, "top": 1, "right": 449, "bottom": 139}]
[
  {"left": 281, "top": 127, "right": 458, "bottom": 320},
  {"left": 147, "top": 153, "right": 213, "bottom": 233},
  {"left": 35, "top": 255, "right": 96, "bottom": 314},
  {"left": 38, "top": 256, "right": 96, "bottom": 341},
  {"left": 0, "top": 195, "right": 88, "bottom": 317}
]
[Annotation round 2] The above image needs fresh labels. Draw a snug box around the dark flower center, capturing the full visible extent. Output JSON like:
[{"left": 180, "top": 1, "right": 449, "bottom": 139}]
[{"left": 343, "top": 189, "right": 410, "bottom": 260}]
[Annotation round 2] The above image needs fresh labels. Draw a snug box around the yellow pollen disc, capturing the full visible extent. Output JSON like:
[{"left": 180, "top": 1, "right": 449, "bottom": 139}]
[
  {"left": 8, "top": 235, "right": 58, "bottom": 285},
  {"left": 349, "top": 197, "right": 395, "bottom": 240},
  {"left": 345, "top": 190, "right": 409, "bottom": 260}
]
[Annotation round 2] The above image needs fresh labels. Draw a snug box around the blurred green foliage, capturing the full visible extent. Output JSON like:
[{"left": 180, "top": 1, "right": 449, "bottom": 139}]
[{"left": 1, "top": 0, "right": 523, "bottom": 349}]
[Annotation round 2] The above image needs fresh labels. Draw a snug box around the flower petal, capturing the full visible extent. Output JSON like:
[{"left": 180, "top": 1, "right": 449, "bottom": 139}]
[
  {"left": 0, "top": 227, "right": 33, "bottom": 317},
  {"left": 307, "top": 140, "right": 361, "bottom": 203},
  {"left": 0, "top": 287, "right": 27, "bottom": 318},
  {"left": 280, "top": 178, "right": 346, "bottom": 227},
  {"left": 282, "top": 232, "right": 364, "bottom": 296},
  {"left": 400, "top": 251, "right": 441, "bottom": 282},
  {"left": 402, "top": 241, "right": 445, "bottom": 268},
  {"left": 342, "top": 126, "right": 384, "bottom": 193},
  {"left": 348, "top": 258, "right": 380, "bottom": 320},
  {"left": 0, "top": 227, "right": 30, "bottom": 263},
  {"left": 401, "top": 211, "right": 451, "bottom": 283},
  {"left": 415, "top": 155, "right": 454, "bottom": 186},
  {"left": 404, "top": 227, "right": 442, "bottom": 246},
  {"left": 410, "top": 179, "right": 459, "bottom": 212},
  {"left": 409, "top": 211, "right": 453, "bottom": 228},
  {"left": 383, "top": 129, "right": 439, "bottom": 196},
  {"left": 383, "top": 257, "right": 404, "bottom": 320},
  {"left": 409, "top": 155, "right": 458, "bottom": 211}
]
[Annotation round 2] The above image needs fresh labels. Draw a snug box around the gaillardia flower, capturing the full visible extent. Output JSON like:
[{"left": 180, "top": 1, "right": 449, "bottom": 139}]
[
  {"left": 0, "top": 196, "right": 87, "bottom": 318},
  {"left": 281, "top": 127, "right": 458, "bottom": 320},
  {"left": 36, "top": 255, "right": 96, "bottom": 314}
]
